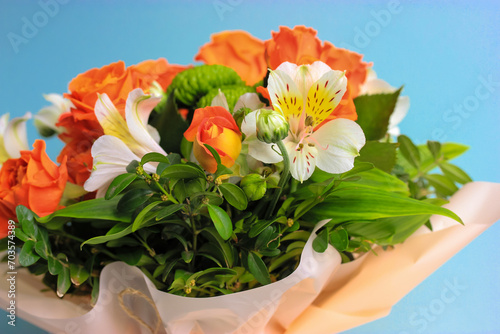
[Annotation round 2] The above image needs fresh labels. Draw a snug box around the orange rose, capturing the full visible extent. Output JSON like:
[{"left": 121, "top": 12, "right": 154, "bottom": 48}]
[
  {"left": 195, "top": 31, "right": 267, "bottom": 86},
  {"left": 265, "top": 26, "right": 323, "bottom": 69},
  {"left": 266, "top": 26, "right": 371, "bottom": 98},
  {"left": 57, "top": 59, "right": 189, "bottom": 186},
  {"left": 0, "top": 140, "right": 67, "bottom": 238},
  {"left": 184, "top": 106, "right": 242, "bottom": 173}
]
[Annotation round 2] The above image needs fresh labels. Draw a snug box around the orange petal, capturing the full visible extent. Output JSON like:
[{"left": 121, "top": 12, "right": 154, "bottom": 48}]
[{"left": 195, "top": 31, "right": 267, "bottom": 86}]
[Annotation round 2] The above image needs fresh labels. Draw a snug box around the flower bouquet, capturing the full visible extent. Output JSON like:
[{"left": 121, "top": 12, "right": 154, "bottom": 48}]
[{"left": 1, "top": 26, "right": 499, "bottom": 334}]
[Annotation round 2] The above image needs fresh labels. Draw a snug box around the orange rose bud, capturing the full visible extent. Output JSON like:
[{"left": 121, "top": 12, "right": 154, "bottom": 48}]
[
  {"left": 184, "top": 106, "right": 242, "bottom": 174},
  {"left": 0, "top": 140, "right": 68, "bottom": 238}
]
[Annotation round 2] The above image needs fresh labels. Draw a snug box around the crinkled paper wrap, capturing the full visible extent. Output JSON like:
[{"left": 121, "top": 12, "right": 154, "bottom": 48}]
[{"left": 1, "top": 182, "right": 499, "bottom": 334}]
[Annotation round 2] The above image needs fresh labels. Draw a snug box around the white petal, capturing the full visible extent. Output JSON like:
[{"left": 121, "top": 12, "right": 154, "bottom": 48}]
[
  {"left": 312, "top": 119, "right": 366, "bottom": 174},
  {"left": 360, "top": 78, "right": 394, "bottom": 95},
  {"left": 43, "top": 93, "right": 74, "bottom": 112},
  {"left": 388, "top": 95, "right": 410, "bottom": 130},
  {"left": 210, "top": 89, "right": 230, "bottom": 111},
  {"left": 305, "top": 69, "right": 347, "bottom": 128},
  {"left": 286, "top": 140, "right": 318, "bottom": 182},
  {"left": 0, "top": 114, "right": 9, "bottom": 133},
  {"left": 147, "top": 124, "right": 161, "bottom": 144},
  {"left": 34, "top": 106, "right": 63, "bottom": 134},
  {"left": 4, "top": 112, "right": 31, "bottom": 159},
  {"left": 233, "top": 93, "right": 265, "bottom": 112},
  {"left": 84, "top": 135, "right": 141, "bottom": 195},
  {"left": 95, "top": 93, "right": 129, "bottom": 138},
  {"left": 241, "top": 111, "right": 282, "bottom": 164},
  {"left": 125, "top": 88, "right": 166, "bottom": 156},
  {"left": 267, "top": 67, "right": 304, "bottom": 122}
]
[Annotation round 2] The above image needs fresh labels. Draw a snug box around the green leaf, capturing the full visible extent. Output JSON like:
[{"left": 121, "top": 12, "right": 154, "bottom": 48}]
[
  {"left": 117, "top": 188, "right": 154, "bottom": 213},
  {"left": 19, "top": 240, "right": 40, "bottom": 266},
  {"left": 207, "top": 204, "right": 233, "bottom": 240},
  {"left": 140, "top": 152, "right": 170, "bottom": 165},
  {"left": 105, "top": 173, "right": 137, "bottom": 200},
  {"left": 346, "top": 214, "right": 432, "bottom": 246},
  {"left": 34, "top": 228, "right": 50, "bottom": 260},
  {"left": 151, "top": 89, "right": 189, "bottom": 154},
  {"left": 156, "top": 204, "right": 185, "bottom": 221},
  {"left": 255, "top": 226, "right": 274, "bottom": 250},
  {"left": 357, "top": 141, "right": 398, "bottom": 173},
  {"left": 117, "top": 249, "right": 144, "bottom": 266},
  {"left": 398, "top": 135, "right": 421, "bottom": 169},
  {"left": 14, "top": 228, "right": 29, "bottom": 242},
  {"left": 427, "top": 141, "right": 442, "bottom": 160},
  {"left": 424, "top": 174, "right": 459, "bottom": 196},
  {"left": 132, "top": 201, "right": 163, "bottom": 231},
  {"left": 200, "top": 227, "right": 234, "bottom": 267},
  {"left": 161, "top": 164, "right": 206, "bottom": 179},
  {"left": 286, "top": 241, "right": 306, "bottom": 253},
  {"left": 91, "top": 277, "right": 100, "bottom": 305},
  {"left": 37, "top": 197, "right": 129, "bottom": 224},
  {"left": 204, "top": 144, "right": 233, "bottom": 177},
  {"left": 219, "top": 183, "right": 248, "bottom": 211},
  {"left": 336, "top": 167, "right": 410, "bottom": 196},
  {"left": 354, "top": 88, "right": 401, "bottom": 140},
  {"left": 312, "top": 228, "right": 329, "bottom": 253},
  {"left": 69, "top": 263, "right": 90, "bottom": 286},
  {"left": 247, "top": 251, "right": 271, "bottom": 285},
  {"left": 17, "top": 206, "right": 37, "bottom": 238},
  {"left": 57, "top": 266, "right": 71, "bottom": 297},
  {"left": 268, "top": 248, "right": 301, "bottom": 272},
  {"left": 81, "top": 223, "right": 134, "bottom": 247},
  {"left": 126, "top": 160, "right": 140, "bottom": 174},
  {"left": 308, "top": 188, "right": 462, "bottom": 223},
  {"left": 48, "top": 256, "right": 63, "bottom": 275},
  {"left": 173, "top": 179, "right": 188, "bottom": 203},
  {"left": 397, "top": 142, "right": 469, "bottom": 179},
  {"left": 249, "top": 220, "right": 274, "bottom": 238},
  {"left": 181, "top": 250, "right": 194, "bottom": 264},
  {"left": 439, "top": 162, "right": 472, "bottom": 185},
  {"left": 329, "top": 228, "right": 349, "bottom": 252}
]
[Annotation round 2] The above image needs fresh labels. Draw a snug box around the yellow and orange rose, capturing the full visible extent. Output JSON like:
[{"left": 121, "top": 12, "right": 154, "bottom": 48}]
[
  {"left": 184, "top": 106, "right": 242, "bottom": 174},
  {"left": 0, "top": 140, "right": 67, "bottom": 238}
]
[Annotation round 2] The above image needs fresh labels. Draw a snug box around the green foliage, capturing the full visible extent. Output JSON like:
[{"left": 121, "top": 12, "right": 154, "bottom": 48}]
[{"left": 354, "top": 88, "right": 402, "bottom": 140}]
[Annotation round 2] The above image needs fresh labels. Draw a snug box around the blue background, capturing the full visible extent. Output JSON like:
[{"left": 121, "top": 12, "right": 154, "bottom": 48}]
[{"left": 1, "top": 0, "right": 499, "bottom": 333}]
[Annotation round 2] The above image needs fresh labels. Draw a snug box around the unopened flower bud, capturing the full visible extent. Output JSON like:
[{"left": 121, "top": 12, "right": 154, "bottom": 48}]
[
  {"left": 255, "top": 109, "right": 289, "bottom": 144},
  {"left": 240, "top": 174, "right": 267, "bottom": 201}
]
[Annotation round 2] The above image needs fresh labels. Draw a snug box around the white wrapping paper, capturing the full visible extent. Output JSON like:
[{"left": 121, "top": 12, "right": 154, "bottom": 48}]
[{"left": 1, "top": 182, "right": 499, "bottom": 334}]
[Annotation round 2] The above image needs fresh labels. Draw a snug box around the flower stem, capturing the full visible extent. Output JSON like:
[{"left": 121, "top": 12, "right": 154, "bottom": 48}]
[{"left": 265, "top": 140, "right": 290, "bottom": 219}]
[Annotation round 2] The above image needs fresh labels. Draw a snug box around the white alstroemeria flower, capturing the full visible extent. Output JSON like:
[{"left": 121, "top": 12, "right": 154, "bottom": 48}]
[
  {"left": 210, "top": 90, "right": 265, "bottom": 113},
  {"left": 242, "top": 61, "right": 365, "bottom": 182},
  {"left": 34, "top": 94, "right": 74, "bottom": 137},
  {"left": 0, "top": 112, "right": 31, "bottom": 166},
  {"left": 84, "top": 88, "right": 166, "bottom": 197},
  {"left": 360, "top": 70, "right": 410, "bottom": 137}
]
